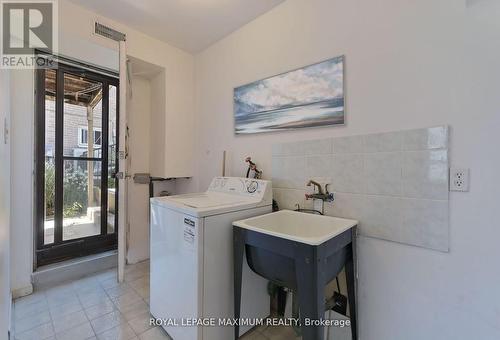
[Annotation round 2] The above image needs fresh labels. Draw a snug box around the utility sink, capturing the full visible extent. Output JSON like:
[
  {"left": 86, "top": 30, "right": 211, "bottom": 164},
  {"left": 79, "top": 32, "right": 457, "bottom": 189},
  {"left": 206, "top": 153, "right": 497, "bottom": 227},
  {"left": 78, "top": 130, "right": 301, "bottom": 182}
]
[
  {"left": 233, "top": 210, "right": 358, "bottom": 340},
  {"left": 233, "top": 210, "right": 357, "bottom": 245}
]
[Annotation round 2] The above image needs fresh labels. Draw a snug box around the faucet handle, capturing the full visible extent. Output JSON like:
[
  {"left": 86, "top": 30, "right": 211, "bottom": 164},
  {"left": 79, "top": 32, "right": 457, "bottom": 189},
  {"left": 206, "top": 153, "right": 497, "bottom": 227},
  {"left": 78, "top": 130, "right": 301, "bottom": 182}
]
[{"left": 324, "top": 184, "right": 334, "bottom": 202}]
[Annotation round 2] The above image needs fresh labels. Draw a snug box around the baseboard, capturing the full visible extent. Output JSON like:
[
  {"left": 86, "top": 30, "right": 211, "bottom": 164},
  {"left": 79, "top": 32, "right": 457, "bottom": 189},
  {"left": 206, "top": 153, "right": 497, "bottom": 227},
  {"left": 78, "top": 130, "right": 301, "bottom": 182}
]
[
  {"left": 11, "top": 285, "right": 33, "bottom": 299},
  {"left": 32, "top": 250, "right": 117, "bottom": 290},
  {"left": 126, "top": 253, "right": 150, "bottom": 265}
]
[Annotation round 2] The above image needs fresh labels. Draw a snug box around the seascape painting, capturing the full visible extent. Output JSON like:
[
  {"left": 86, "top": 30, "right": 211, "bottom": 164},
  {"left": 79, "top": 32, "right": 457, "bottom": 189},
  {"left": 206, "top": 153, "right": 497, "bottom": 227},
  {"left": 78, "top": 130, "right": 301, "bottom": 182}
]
[{"left": 234, "top": 56, "right": 344, "bottom": 134}]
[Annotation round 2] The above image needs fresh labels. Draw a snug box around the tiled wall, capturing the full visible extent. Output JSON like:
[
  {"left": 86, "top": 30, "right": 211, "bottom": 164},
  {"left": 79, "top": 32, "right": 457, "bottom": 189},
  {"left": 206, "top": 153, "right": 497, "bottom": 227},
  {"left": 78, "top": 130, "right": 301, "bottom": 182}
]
[{"left": 271, "top": 126, "right": 449, "bottom": 252}]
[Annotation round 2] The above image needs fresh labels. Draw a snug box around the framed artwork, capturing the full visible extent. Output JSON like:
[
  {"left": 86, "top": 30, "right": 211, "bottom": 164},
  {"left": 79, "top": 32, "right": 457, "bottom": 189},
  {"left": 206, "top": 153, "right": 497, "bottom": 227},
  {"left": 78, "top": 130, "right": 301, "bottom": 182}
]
[{"left": 234, "top": 55, "right": 344, "bottom": 134}]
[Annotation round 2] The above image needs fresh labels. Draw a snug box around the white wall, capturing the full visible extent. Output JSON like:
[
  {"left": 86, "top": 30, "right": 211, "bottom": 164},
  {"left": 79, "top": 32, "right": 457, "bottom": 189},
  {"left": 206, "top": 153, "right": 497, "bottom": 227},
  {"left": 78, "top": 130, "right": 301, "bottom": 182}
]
[
  {"left": 9, "top": 69, "right": 34, "bottom": 297},
  {"left": 193, "top": 0, "right": 500, "bottom": 338},
  {"left": 0, "top": 70, "right": 12, "bottom": 339},
  {"left": 127, "top": 76, "right": 152, "bottom": 263},
  {"left": 9, "top": 0, "right": 195, "bottom": 292}
]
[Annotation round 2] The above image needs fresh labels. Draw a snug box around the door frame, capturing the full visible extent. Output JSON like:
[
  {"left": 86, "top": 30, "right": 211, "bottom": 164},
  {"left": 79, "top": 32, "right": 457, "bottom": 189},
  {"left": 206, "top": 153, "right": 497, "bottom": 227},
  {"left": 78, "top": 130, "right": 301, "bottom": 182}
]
[{"left": 34, "top": 59, "right": 120, "bottom": 267}]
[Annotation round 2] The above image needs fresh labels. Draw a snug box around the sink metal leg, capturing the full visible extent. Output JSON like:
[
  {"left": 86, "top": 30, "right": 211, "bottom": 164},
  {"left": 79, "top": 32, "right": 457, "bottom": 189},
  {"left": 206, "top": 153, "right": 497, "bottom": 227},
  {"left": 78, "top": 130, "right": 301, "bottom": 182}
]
[
  {"left": 295, "top": 246, "right": 325, "bottom": 340},
  {"left": 233, "top": 229, "right": 245, "bottom": 340},
  {"left": 345, "top": 245, "right": 357, "bottom": 340}
]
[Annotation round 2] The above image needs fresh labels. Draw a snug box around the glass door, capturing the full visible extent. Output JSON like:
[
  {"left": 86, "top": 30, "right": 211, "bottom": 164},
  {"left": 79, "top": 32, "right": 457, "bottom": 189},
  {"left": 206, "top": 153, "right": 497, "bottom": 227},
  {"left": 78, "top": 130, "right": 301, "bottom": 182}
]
[{"left": 35, "top": 61, "right": 119, "bottom": 266}]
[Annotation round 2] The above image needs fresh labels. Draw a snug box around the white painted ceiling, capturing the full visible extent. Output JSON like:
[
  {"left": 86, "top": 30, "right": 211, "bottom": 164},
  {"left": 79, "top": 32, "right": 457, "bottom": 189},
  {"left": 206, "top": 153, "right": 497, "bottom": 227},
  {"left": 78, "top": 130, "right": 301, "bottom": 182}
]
[{"left": 67, "top": 0, "right": 285, "bottom": 53}]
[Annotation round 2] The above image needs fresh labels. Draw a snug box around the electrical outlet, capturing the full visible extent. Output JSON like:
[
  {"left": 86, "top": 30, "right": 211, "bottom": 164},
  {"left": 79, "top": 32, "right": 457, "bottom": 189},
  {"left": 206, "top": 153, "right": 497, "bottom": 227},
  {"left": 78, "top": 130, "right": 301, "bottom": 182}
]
[{"left": 450, "top": 167, "right": 470, "bottom": 192}]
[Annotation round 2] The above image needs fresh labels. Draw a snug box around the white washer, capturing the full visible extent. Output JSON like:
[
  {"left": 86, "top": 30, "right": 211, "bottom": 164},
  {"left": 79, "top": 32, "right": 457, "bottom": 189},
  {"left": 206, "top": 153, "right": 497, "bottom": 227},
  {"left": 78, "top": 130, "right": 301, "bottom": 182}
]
[{"left": 150, "top": 177, "right": 272, "bottom": 340}]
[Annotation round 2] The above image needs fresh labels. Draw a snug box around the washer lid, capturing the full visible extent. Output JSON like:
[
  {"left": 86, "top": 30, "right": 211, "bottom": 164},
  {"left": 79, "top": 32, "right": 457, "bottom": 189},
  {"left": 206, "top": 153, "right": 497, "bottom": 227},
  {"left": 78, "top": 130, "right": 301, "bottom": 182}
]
[{"left": 169, "top": 193, "right": 247, "bottom": 208}]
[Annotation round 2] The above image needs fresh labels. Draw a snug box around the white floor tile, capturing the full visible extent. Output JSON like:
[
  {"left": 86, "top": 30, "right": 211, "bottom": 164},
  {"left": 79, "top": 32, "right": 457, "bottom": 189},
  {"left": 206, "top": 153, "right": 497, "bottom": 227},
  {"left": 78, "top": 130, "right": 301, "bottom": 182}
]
[
  {"left": 84, "top": 299, "right": 116, "bottom": 320},
  {"left": 14, "top": 298, "right": 49, "bottom": 320},
  {"left": 14, "top": 310, "right": 52, "bottom": 334},
  {"left": 117, "top": 300, "right": 149, "bottom": 321},
  {"left": 138, "top": 327, "right": 171, "bottom": 340},
  {"left": 49, "top": 299, "right": 83, "bottom": 319},
  {"left": 131, "top": 285, "right": 149, "bottom": 300},
  {"left": 127, "top": 311, "right": 154, "bottom": 335},
  {"left": 55, "top": 322, "right": 95, "bottom": 340},
  {"left": 105, "top": 284, "right": 134, "bottom": 299},
  {"left": 261, "top": 326, "right": 300, "bottom": 340},
  {"left": 14, "top": 292, "right": 47, "bottom": 309},
  {"left": 52, "top": 310, "right": 88, "bottom": 334},
  {"left": 100, "top": 277, "right": 121, "bottom": 290},
  {"left": 96, "top": 323, "right": 136, "bottom": 340},
  {"left": 79, "top": 291, "right": 111, "bottom": 309},
  {"left": 112, "top": 291, "right": 142, "bottom": 310},
  {"left": 46, "top": 293, "right": 79, "bottom": 309},
  {"left": 14, "top": 321, "right": 54, "bottom": 340},
  {"left": 75, "top": 282, "right": 105, "bottom": 296},
  {"left": 127, "top": 277, "right": 148, "bottom": 291},
  {"left": 90, "top": 310, "right": 126, "bottom": 335}
]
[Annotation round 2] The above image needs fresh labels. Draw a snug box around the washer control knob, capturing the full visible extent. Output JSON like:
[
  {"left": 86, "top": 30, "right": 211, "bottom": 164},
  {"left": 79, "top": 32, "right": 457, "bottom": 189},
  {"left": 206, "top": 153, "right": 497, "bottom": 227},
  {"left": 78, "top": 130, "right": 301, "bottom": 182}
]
[{"left": 247, "top": 180, "right": 258, "bottom": 193}]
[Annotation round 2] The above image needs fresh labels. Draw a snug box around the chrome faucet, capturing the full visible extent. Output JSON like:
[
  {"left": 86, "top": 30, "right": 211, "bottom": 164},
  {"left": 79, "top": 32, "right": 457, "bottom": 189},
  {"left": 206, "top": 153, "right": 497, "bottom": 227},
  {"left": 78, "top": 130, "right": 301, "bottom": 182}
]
[{"left": 305, "top": 180, "right": 334, "bottom": 202}]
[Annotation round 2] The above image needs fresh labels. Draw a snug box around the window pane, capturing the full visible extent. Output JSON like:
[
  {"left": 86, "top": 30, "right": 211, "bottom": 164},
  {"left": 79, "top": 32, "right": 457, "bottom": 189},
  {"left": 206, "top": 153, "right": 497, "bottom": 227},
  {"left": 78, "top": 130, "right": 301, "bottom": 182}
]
[
  {"left": 62, "top": 159, "right": 102, "bottom": 241},
  {"left": 44, "top": 70, "right": 56, "bottom": 245},
  {"left": 107, "top": 85, "right": 117, "bottom": 234},
  {"left": 63, "top": 73, "right": 103, "bottom": 158},
  {"left": 94, "top": 130, "right": 102, "bottom": 145}
]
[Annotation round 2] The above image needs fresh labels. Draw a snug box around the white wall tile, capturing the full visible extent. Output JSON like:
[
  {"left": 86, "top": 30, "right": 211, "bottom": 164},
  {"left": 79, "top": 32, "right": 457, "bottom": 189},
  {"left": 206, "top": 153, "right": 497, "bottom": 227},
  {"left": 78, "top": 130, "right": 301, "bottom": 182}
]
[
  {"left": 333, "top": 135, "right": 364, "bottom": 153},
  {"left": 272, "top": 188, "right": 310, "bottom": 210},
  {"left": 403, "top": 126, "right": 448, "bottom": 151},
  {"left": 331, "top": 154, "right": 364, "bottom": 193},
  {"left": 324, "top": 193, "right": 364, "bottom": 221},
  {"left": 272, "top": 125, "right": 449, "bottom": 251},
  {"left": 306, "top": 155, "right": 332, "bottom": 179},
  {"left": 402, "top": 150, "right": 449, "bottom": 200},
  {"left": 272, "top": 141, "right": 305, "bottom": 156},
  {"left": 364, "top": 152, "right": 402, "bottom": 196},
  {"left": 363, "top": 131, "right": 403, "bottom": 153},
  {"left": 303, "top": 138, "right": 333, "bottom": 155},
  {"left": 360, "top": 196, "right": 404, "bottom": 242},
  {"left": 271, "top": 156, "right": 306, "bottom": 189},
  {"left": 401, "top": 199, "right": 449, "bottom": 251}
]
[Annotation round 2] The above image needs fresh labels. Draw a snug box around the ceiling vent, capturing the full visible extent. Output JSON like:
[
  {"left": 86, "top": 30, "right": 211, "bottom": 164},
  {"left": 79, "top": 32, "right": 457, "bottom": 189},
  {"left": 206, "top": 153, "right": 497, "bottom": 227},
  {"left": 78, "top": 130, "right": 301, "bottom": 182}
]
[{"left": 94, "top": 21, "right": 126, "bottom": 42}]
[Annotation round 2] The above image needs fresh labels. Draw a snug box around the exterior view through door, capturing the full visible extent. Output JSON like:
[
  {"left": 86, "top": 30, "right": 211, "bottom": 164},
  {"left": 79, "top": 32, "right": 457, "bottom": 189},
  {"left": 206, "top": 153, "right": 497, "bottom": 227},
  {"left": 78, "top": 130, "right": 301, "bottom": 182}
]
[{"left": 35, "top": 59, "right": 119, "bottom": 266}]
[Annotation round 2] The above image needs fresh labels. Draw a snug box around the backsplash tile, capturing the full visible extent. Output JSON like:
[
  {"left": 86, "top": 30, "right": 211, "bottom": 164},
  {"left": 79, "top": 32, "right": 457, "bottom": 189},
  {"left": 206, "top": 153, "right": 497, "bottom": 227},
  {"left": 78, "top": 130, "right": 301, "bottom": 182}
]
[
  {"left": 332, "top": 135, "right": 364, "bottom": 153},
  {"left": 306, "top": 155, "right": 332, "bottom": 179},
  {"left": 402, "top": 150, "right": 449, "bottom": 200},
  {"left": 401, "top": 199, "right": 449, "bottom": 251},
  {"left": 324, "top": 193, "right": 365, "bottom": 221},
  {"left": 272, "top": 138, "right": 333, "bottom": 156},
  {"left": 331, "top": 154, "right": 364, "bottom": 194},
  {"left": 363, "top": 152, "right": 402, "bottom": 196},
  {"left": 402, "top": 126, "right": 449, "bottom": 151},
  {"left": 271, "top": 125, "right": 449, "bottom": 252},
  {"left": 361, "top": 195, "right": 404, "bottom": 242},
  {"left": 273, "top": 188, "right": 311, "bottom": 210},
  {"left": 303, "top": 138, "right": 333, "bottom": 155},
  {"left": 363, "top": 131, "right": 403, "bottom": 153},
  {"left": 272, "top": 141, "right": 306, "bottom": 157},
  {"left": 272, "top": 156, "right": 306, "bottom": 189}
]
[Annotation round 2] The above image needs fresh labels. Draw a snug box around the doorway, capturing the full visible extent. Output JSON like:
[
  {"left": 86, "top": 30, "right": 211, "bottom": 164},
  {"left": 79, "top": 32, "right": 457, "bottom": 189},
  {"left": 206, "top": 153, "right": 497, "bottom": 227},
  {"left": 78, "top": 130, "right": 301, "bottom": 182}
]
[{"left": 35, "top": 60, "right": 119, "bottom": 266}]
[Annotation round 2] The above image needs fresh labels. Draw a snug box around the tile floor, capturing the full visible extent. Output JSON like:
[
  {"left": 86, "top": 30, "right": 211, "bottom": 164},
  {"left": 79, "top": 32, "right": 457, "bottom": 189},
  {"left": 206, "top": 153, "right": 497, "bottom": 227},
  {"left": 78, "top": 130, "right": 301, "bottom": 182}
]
[
  {"left": 13, "top": 260, "right": 350, "bottom": 340},
  {"left": 13, "top": 261, "right": 164, "bottom": 340}
]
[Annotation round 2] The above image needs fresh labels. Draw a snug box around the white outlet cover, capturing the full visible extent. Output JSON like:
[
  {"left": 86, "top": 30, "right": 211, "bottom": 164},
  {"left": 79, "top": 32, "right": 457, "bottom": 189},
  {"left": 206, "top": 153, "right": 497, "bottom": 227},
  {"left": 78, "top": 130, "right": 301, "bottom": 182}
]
[{"left": 450, "top": 167, "right": 470, "bottom": 192}]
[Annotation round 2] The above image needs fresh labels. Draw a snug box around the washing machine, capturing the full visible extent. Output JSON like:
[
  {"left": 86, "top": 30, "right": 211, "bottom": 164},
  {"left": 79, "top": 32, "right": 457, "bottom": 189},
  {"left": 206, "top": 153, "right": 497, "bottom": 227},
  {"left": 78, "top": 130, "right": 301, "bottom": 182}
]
[{"left": 150, "top": 177, "right": 272, "bottom": 340}]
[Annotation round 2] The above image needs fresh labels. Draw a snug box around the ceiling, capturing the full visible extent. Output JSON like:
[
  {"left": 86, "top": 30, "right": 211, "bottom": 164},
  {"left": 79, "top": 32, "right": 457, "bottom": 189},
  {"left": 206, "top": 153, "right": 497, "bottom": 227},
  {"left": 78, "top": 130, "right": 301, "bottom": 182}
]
[{"left": 67, "top": 0, "right": 285, "bottom": 53}]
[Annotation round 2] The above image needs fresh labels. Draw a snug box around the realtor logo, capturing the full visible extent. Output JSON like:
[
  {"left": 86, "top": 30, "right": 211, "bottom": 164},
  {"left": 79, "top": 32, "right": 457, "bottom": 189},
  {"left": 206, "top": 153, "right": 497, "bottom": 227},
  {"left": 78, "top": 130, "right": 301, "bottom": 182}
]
[{"left": 1, "top": 0, "right": 57, "bottom": 68}]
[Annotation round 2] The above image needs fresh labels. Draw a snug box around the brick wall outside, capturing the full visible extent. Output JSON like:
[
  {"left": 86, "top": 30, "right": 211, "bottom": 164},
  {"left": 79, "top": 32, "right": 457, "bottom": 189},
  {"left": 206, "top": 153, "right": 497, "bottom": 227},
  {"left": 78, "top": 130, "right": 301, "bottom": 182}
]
[{"left": 45, "top": 85, "right": 117, "bottom": 160}]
